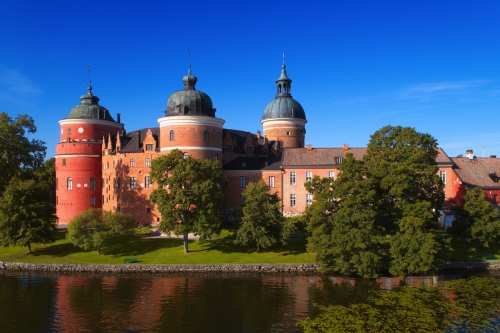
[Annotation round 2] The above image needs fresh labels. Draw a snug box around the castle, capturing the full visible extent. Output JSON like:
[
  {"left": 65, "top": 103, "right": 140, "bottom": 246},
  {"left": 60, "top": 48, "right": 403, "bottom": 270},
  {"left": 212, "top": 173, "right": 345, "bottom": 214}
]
[{"left": 55, "top": 63, "right": 500, "bottom": 226}]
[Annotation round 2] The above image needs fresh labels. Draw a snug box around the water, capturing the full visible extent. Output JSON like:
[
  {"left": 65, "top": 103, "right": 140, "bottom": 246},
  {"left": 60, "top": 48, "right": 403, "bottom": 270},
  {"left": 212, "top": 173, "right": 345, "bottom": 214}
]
[{"left": 0, "top": 271, "right": 497, "bottom": 333}]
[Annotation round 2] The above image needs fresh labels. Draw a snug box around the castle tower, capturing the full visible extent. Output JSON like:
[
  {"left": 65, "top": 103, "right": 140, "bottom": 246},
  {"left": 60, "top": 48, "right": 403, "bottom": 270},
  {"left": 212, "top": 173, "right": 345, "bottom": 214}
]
[
  {"left": 158, "top": 66, "right": 224, "bottom": 163},
  {"left": 55, "top": 85, "right": 123, "bottom": 223},
  {"left": 261, "top": 61, "right": 307, "bottom": 150}
]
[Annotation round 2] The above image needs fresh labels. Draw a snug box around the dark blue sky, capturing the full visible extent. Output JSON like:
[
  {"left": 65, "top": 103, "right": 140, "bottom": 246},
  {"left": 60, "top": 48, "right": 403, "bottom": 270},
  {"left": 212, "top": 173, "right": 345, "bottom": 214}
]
[{"left": 2, "top": 0, "right": 500, "bottom": 158}]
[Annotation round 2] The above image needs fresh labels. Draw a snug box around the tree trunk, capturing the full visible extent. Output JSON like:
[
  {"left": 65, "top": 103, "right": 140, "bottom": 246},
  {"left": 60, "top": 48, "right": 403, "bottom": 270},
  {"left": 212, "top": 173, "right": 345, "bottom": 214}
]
[
  {"left": 27, "top": 242, "right": 31, "bottom": 254},
  {"left": 257, "top": 244, "right": 260, "bottom": 253},
  {"left": 98, "top": 246, "right": 101, "bottom": 255},
  {"left": 183, "top": 233, "right": 189, "bottom": 253}
]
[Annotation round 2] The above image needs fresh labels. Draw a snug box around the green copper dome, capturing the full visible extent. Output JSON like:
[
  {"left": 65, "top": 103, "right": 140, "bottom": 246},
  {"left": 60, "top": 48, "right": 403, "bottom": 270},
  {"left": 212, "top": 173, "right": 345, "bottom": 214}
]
[
  {"left": 165, "top": 66, "right": 216, "bottom": 117},
  {"left": 262, "top": 64, "right": 306, "bottom": 121},
  {"left": 65, "top": 86, "right": 117, "bottom": 122}
]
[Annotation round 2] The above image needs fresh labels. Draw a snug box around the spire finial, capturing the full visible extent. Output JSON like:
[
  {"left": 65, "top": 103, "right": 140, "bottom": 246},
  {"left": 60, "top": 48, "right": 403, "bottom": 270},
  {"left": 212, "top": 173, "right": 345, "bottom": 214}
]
[
  {"left": 188, "top": 47, "right": 191, "bottom": 75},
  {"left": 282, "top": 53, "right": 285, "bottom": 67},
  {"left": 87, "top": 66, "right": 92, "bottom": 93}
]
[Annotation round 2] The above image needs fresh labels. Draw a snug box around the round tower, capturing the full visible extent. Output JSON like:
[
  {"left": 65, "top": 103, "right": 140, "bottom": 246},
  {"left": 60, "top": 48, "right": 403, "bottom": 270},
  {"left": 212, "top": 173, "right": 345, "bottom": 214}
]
[
  {"left": 261, "top": 62, "right": 307, "bottom": 150},
  {"left": 55, "top": 85, "right": 123, "bottom": 223},
  {"left": 158, "top": 66, "right": 224, "bottom": 163}
]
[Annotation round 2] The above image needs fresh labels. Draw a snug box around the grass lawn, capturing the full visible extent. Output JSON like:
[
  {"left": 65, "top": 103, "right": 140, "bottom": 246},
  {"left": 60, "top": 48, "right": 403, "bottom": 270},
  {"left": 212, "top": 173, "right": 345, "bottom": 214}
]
[
  {"left": 448, "top": 235, "right": 500, "bottom": 261},
  {"left": 0, "top": 230, "right": 315, "bottom": 265}
]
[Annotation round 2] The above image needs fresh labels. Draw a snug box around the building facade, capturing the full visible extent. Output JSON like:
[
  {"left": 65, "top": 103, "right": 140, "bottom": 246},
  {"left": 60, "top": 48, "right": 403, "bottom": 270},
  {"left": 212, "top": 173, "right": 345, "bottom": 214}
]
[{"left": 55, "top": 64, "right": 489, "bottom": 225}]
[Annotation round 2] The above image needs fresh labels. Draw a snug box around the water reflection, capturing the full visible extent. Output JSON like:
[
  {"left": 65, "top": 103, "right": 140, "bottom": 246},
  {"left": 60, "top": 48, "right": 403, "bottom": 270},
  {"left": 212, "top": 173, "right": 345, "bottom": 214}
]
[{"left": 0, "top": 271, "right": 497, "bottom": 333}]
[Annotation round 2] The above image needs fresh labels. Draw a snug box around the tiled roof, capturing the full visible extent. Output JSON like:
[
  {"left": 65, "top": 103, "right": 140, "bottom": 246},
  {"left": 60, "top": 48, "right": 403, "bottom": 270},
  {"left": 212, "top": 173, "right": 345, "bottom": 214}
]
[
  {"left": 223, "top": 156, "right": 282, "bottom": 171},
  {"left": 451, "top": 157, "right": 500, "bottom": 189},
  {"left": 282, "top": 147, "right": 367, "bottom": 166},
  {"left": 120, "top": 128, "right": 161, "bottom": 153},
  {"left": 436, "top": 148, "right": 454, "bottom": 165}
]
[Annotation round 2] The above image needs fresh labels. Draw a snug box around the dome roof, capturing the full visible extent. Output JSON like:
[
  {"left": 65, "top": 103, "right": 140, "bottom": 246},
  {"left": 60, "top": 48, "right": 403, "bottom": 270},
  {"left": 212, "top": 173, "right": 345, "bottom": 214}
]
[
  {"left": 165, "top": 66, "right": 216, "bottom": 117},
  {"left": 262, "top": 63, "right": 306, "bottom": 121},
  {"left": 65, "top": 86, "right": 117, "bottom": 122},
  {"left": 263, "top": 97, "right": 306, "bottom": 120}
]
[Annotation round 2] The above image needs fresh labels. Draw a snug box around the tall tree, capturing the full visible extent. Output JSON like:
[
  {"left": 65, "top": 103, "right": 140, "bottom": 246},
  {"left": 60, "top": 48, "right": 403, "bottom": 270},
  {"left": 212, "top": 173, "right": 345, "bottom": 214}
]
[
  {"left": 66, "top": 209, "right": 136, "bottom": 254},
  {"left": 149, "top": 149, "right": 224, "bottom": 253},
  {"left": 34, "top": 157, "right": 56, "bottom": 206},
  {"left": 235, "top": 180, "right": 291, "bottom": 252},
  {"left": 449, "top": 187, "right": 500, "bottom": 252},
  {"left": 0, "top": 178, "right": 56, "bottom": 253},
  {"left": 364, "top": 125, "right": 447, "bottom": 277},
  {"left": 0, "top": 113, "right": 46, "bottom": 194}
]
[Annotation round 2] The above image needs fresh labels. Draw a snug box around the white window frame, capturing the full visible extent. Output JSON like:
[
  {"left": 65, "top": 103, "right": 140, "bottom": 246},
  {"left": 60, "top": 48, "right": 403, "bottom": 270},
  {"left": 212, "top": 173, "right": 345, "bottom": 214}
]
[
  {"left": 145, "top": 158, "right": 151, "bottom": 167},
  {"left": 130, "top": 158, "right": 136, "bottom": 167},
  {"left": 145, "top": 176, "right": 151, "bottom": 188},
  {"left": 130, "top": 177, "right": 136, "bottom": 189},
  {"left": 90, "top": 177, "right": 96, "bottom": 190},
  {"left": 290, "top": 194, "right": 296, "bottom": 208},
  {"left": 90, "top": 196, "right": 96, "bottom": 206},
  {"left": 240, "top": 176, "right": 246, "bottom": 188},
  {"left": 328, "top": 171, "right": 334, "bottom": 179},
  {"left": 306, "top": 171, "right": 312, "bottom": 182},
  {"left": 439, "top": 170, "right": 446, "bottom": 184},
  {"left": 306, "top": 194, "right": 313, "bottom": 206},
  {"left": 67, "top": 178, "right": 72, "bottom": 190},
  {"left": 269, "top": 176, "right": 275, "bottom": 188},
  {"left": 290, "top": 171, "right": 296, "bottom": 185}
]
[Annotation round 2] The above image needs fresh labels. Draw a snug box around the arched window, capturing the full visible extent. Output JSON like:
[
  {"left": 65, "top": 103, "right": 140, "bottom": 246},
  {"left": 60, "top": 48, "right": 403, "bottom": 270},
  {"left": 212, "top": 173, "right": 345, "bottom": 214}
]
[
  {"left": 90, "top": 177, "right": 96, "bottom": 190},
  {"left": 214, "top": 153, "right": 218, "bottom": 162},
  {"left": 183, "top": 152, "right": 189, "bottom": 159},
  {"left": 67, "top": 178, "right": 73, "bottom": 190},
  {"left": 203, "top": 130, "right": 209, "bottom": 141},
  {"left": 67, "top": 128, "right": 72, "bottom": 135},
  {"left": 170, "top": 130, "right": 175, "bottom": 141}
]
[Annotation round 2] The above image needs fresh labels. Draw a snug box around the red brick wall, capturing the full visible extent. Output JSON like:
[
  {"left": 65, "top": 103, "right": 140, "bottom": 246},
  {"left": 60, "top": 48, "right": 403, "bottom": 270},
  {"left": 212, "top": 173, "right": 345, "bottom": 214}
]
[
  {"left": 60, "top": 122, "right": 122, "bottom": 142},
  {"left": 263, "top": 123, "right": 305, "bottom": 148}
]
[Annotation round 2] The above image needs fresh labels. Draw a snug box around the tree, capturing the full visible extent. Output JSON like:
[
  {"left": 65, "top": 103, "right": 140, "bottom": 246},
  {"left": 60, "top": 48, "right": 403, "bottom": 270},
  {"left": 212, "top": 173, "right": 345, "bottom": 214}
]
[
  {"left": 149, "top": 149, "right": 224, "bottom": 253},
  {"left": 0, "top": 113, "right": 46, "bottom": 194},
  {"left": 234, "top": 180, "right": 291, "bottom": 252},
  {"left": 449, "top": 187, "right": 500, "bottom": 252},
  {"left": 306, "top": 154, "right": 385, "bottom": 278},
  {"left": 364, "top": 126, "right": 447, "bottom": 277},
  {"left": 0, "top": 178, "right": 56, "bottom": 253},
  {"left": 66, "top": 209, "right": 136, "bottom": 254}
]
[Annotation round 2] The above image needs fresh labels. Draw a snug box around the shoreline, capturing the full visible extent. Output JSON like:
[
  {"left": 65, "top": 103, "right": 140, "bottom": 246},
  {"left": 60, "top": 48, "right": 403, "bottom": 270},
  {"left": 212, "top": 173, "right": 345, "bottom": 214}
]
[{"left": 1, "top": 260, "right": 499, "bottom": 274}]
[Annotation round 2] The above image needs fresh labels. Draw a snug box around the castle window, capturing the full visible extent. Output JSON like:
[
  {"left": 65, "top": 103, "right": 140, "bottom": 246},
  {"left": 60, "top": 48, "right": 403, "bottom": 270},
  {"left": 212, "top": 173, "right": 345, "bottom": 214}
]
[
  {"left": 146, "top": 208, "right": 151, "bottom": 213},
  {"left": 269, "top": 176, "right": 275, "bottom": 188},
  {"left": 306, "top": 194, "right": 313, "bottom": 206},
  {"left": 214, "top": 153, "right": 218, "bottom": 162},
  {"left": 145, "top": 176, "right": 151, "bottom": 188},
  {"left": 90, "top": 177, "right": 96, "bottom": 190},
  {"left": 286, "top": 131, "right": 290, "bottom": 136},
  {"left": 62, "top": 159, "right": 66, "bottom": 166},
  {"left": 439, "top": 170, "right": 446, "bottom": 184},
  {"left": 240, "top": 176, "right": 246, "bottom": 188},
  {"left": 130, "top": 177, "right": 136, "bottom": 189},
  {"left": 290, "top": 171, "right": 296, "bottom": 185},
  {"left": 67, "top": 178, "right": 72, "bottom": 190},
  {"left": 130, "top": 158, "right": 135, "bottom": 167},
  {"left": 204, "top": 130, "right": 209, "bottom": 141},
  {"left": 170, "top": 130, "right": 175, "bottom": 141},
  {"left": 246, "top": 147, "right": 252, "bottom": 153},
  {"left": 90, "top": 196, "right": 96, "bottom": 206},
  {"left": 328, "top": 171, "right": 334, "bottom": 179},
  {"left": 183, "top": 152, "right": 189, "bottom": 159},
  {"left": 145, "top": 158, "right": 151, "bottom": 167},
  {"left": 242, "top": 162, "right": 246, "bottom": 168},
  {"left": 67, "top": 128, "right": 72, "bottom": 135},
  {"left": 306, "top": 171, "right": 312, "bottom": 182},
  {"left": 146, "top": 144, "right": 153, "bottom": 151},
  {"left": 336, "top": 157, "right": 342, "bottom": 164},
  {"left": 290, "top": 194, "right": 296, "bottom": 208},
  {"left": 225, "top": 145, "right": 232, "bottom": 152}
]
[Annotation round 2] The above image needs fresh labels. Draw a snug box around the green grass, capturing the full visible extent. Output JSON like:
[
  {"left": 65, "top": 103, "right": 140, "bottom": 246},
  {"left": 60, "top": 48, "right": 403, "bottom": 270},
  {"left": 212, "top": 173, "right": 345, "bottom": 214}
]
[
  {"left": 0, "top": 231, "right": 315, "bottom": 265},
  {"left": 448, "top": 236, "right": 500, "bottom": 261}
]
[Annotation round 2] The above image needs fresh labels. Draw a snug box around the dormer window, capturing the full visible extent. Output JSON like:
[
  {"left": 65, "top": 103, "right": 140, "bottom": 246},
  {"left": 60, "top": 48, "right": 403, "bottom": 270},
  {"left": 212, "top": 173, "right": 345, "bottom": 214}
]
[
  {"left": 242, "top": 163, "right": 246, "bottom": 168},
  {"left": 336, "top": 157, "right": 342, "bottom": 164}
]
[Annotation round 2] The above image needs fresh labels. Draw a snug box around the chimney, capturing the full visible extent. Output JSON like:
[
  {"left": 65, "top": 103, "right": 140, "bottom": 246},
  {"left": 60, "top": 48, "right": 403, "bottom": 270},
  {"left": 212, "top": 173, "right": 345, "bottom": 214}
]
[
  {"left": 306, "top": 144, "right": 312, "bottom": 151},
  {"left": 117, "top": 113, "right": 121, "bottom": 123},
  {"left": 466, "top": 150, "right": 474, "bottom": 160},
  {"left": 256, "top": 130, "right": 261, "bottom": 139},
  {"left": 136, "top": 130, "right": 141, "bottom": 149},
  {"left": 342, "top": 143, "right": 349, "bottom": 150}
]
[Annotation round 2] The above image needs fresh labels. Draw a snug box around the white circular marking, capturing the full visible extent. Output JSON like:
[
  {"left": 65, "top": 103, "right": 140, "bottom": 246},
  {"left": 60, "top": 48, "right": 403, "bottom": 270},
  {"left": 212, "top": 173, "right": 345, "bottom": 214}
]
[{"left": 78, "top": 127, "right": 84, "bottom": 133}]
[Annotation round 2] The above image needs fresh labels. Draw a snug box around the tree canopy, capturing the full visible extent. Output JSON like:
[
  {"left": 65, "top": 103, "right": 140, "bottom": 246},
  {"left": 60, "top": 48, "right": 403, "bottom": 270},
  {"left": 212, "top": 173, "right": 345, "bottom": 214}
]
[
  {"left": 305, "top": 126, "right": 448, "bottom": 278},
  {"left": 0, "top": 178, "right": 56, "bottom": 253},
  {"left": 0, "top": 113, "right": 46, "bottom": 194},
  {"left": 149, "top": 149, "right": 224, "bottom": 253},
  {"left": 66, "top": 209, "right": 136, "bottom": 254},
  {"left": 235, "top": 180, "right": 291, "bottom": 252},
  {"left": 449, "top": 187, "right": 500, "bottom": 252}
]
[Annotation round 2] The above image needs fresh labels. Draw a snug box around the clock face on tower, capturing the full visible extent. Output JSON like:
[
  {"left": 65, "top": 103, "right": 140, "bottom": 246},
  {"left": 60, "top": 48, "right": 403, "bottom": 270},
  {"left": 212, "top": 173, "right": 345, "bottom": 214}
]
[{"left": 78, "top": 127, "right": 84, "bottom": 133}]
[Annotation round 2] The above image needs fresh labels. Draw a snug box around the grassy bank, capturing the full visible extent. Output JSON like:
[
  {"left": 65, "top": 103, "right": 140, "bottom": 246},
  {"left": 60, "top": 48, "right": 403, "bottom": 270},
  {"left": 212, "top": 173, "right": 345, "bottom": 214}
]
[
  {"left": 0, "top": 231, "right": 498, "bottom": 266},
  {"left": 0, "top": 231, "right": 315, "bottom": 265}
]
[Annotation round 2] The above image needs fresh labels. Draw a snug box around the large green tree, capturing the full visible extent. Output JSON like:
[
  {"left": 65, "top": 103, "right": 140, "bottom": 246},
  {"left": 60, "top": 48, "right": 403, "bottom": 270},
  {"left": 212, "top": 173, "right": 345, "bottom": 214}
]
[
  {"left": 34, "top": 157, "right": 55, "bottom": 206},
  {"left": 0, "top": 178, "right": 56, "bottom": 253},
  {"left": 449, "top": 187, "right": 500, "bottom": 252},
  {"left": 235, "top": 180, "right": 291, "bottom": 252},
  {"left": 0, "top": 113, "right": 46, "bottom": 194},
  {"left": 149, "top": 149, "right": 224, "bottom": 253},
  {"left": 66, "top": 209, "right": 136, "bottom": 254}
]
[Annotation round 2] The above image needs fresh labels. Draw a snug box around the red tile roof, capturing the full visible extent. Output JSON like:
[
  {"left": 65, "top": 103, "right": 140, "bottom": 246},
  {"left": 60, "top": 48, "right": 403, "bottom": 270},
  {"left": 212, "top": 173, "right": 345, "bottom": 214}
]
[{"left": 451, "top": 157, "right": 500, "bottom": 189}]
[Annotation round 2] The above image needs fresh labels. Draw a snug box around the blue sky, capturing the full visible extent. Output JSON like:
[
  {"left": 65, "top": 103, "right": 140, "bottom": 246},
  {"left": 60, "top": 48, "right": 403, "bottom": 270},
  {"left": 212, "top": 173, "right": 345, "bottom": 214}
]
[{"left": 1, "top": 1, "right": 500, "bottom": 159}]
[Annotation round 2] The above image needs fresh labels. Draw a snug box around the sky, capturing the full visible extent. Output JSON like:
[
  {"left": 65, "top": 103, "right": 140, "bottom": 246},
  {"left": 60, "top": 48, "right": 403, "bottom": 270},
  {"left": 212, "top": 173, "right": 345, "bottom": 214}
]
[{"left": 1, "top": 0, "right": 500, "bottom": 159}]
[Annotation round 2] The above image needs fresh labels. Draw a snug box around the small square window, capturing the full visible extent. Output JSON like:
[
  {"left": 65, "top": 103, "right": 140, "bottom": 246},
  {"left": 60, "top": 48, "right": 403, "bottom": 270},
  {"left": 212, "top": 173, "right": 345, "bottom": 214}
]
[
  {"left": 242, "top": 162, "right": 246, "bottom": 168},
  {"left": 146, "top": 144, "right": 153, "bottom": 151},
  {"left": 246, "top": 147, "right": 252, "bottom": 153},
  {"left": 225, "top": 145, "right": 232, "bottom": 152},
  {"left": 336, "top": 157, "right": 342, "bottom": 164},
  {"left": 146, "top": 207, "right": 151, "bottom": 213}
]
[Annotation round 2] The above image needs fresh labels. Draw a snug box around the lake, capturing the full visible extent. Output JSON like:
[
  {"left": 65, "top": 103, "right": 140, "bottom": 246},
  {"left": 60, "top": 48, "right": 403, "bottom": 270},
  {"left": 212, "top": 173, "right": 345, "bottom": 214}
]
[{"left": 0, "top": 270, "right": 498, "bottom": 333}]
